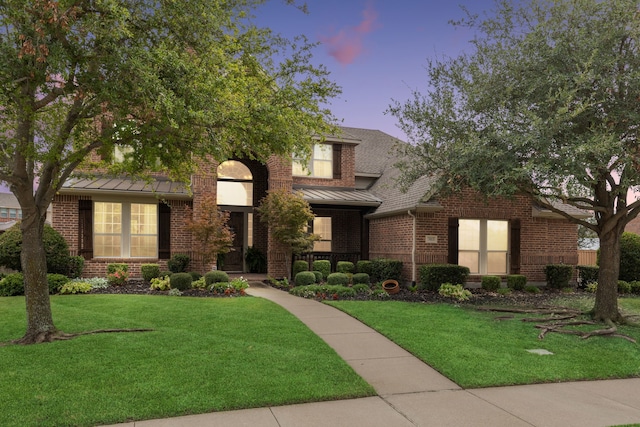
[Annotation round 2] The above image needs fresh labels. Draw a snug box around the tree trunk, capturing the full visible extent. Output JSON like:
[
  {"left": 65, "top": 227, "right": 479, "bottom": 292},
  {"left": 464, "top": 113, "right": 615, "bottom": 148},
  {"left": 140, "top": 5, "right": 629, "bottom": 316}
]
[
  {"left": 15, "top": 213, "right": 59, "bottom": 344},
  {"left": 593, "top": 228, "right": 623, "bottom": 323}
]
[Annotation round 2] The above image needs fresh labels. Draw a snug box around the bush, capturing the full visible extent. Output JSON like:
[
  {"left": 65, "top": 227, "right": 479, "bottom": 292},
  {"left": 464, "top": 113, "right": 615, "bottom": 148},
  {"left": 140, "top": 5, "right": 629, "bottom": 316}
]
[
  {"left": 204, "top": 270, "right": 230, "bottom": 285},
  {"left": 167, "top": 254, "right": 190, "bottom": 273},
  {"left": 295, "top": 271, "right": 317, "bottom": 286},
  {"left": 506, "top": 275, "right": 527, "bottom": 291},
  {"left": 545, "top": 264, "right": 573, "bottom": 289},
  {"left": 141, "top": 264, "right": 161, "bottom": 282},
  {"left": 618, "top": 280, "right": 632, "bottom": 294},
  {"left": 352, "top": 283, "right": 371, "bottom": 295},
  {"left": 0, "top": 223, "right": 70, "bottom": 274},
  {"left": 370, "top": 258, "right": 403, "bottom": 283},
  {"left": 524, "top": 284, "right": 541, "bottom": 294},
  {"left": 481, "top": 275, "right": 501, "bottom": 291},
  {"left": 419, "top": 264, "right": 470, "bottom": 291},
  {"left": 190, "top": 272, "right": 202, "bottom": 281},
  {"left": 356, "top": 260, "right": 373, "bottom": 275},
  {"left": 292, "top": 260, "right": 309, "bottom": 277},
  {"left": 67, "top": 256, "right": 85, "bottom": 279},
  {"left": 289, "top": 284, "right": 355, "bottom": 300},
  {"left": 107, "top": 263, "right": 128, "bottom": 274},
  {"left": 170, "top": 273, "right": 192, "bottom": 291},
  {"left": 336, "top": 261, "right": 355, "bottom": 274},
  {"left": 312, "top": 260, "right": 331, "bottom": 279},
  {"left": 620, "top": 232, "right": 640, "bottom": 282},
  {"left": 438, "top": 283, "right": 472, "bottom": 301},
  {"left": 312, "top": 271, "right": 323, "bottom": 283},
  {"left": 0, "top": 273, "right": 24, "bottom": 296},
  {"left": 327, "top": 272, "right": 349, "bottom": 286},
  {"left": 245, "top": 246, "right": 267, "bottom": 273},
  {"left": 107, "top": 264, "right": 129, "bottom": 286},
  {"left": 210, "top": 277, "right": 250, "bottom": 296},
  {"left": 74, "top": 277, "right": 108, "bottom": 290},
  {"left": 586, "top": 282, "right": 598, "bottom": 293},
  {"left": 47, "top": 273, "right": 69, "bottom": 294},
  {"left": 631, "top": 281, "right": 640, "bottom": 294},
  {"left": 191, "top": 277, "right": 207, "bottom": 289},
  {"left": 59, "top": 281, "right": 92, "bottom": 294},
  {"left": 150, "top": 275, "right": 171, "bottom": 291},
  {"left": 576, "top": 265, "right": 599, "bottom": 288},
  {"left": 352, "top": 273, "right": 370, "bottom": 285}
]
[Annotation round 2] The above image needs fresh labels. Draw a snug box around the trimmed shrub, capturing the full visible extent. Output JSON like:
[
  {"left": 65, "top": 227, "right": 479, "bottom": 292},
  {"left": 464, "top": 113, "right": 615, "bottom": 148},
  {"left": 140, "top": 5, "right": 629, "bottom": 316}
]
[
  {"left": 0, "top": 273, "right": 24, "bottom": 296},
  {"left": 141, "top": 264, "right": 161, "bottom": 282},
  {"left": 438, "top": 283, "right": 472, "bottom": 301},
  {"left": 618, "top": 280, "right": 632, "bottom": 294},
  {"left": 312, "top": 271, "right": 323, "bottom": 283},
  {"left": 419, "top": 264, "right": 470, "bottom": 291},
  {"left": 481, "top": 275, "right": 501, "bottom": 291},
  {"left": 59, "top": 281, "right": 92, "bottom": 294},
  {"left": 336, "top": 261, "right": 355, "bottom": 274},
  {"left": 544, "top": 264, "right": 573, "bottom": 289},
  {"left": 631, "top": 281, "right": 640, "bottom": 294},
  {"left": 107, "top": 263, "right": 128, "bottom": 274},
  {"left": 576, "top": 265, "right": 598, "bottom": 288},
  {"left": 370, "top": 258, "right": 403, "bottom": 283},
  {"left": 295, "top": 271, "right": 317, "bottom": 286},
  {"left": 0, "top": 223, "right": 70, "bottom": 274},
  {"left": 190, "top": 272, "right": 202, "bottom": 281},
  {"left": 47, "top": 273, "right": 69, "bottom": 294},
  {"left": 204, "top": 270, "right": 229, "bottom": 285},
  {"left": 506, "top": 275, "right": 527, "bottom": 291},
  {"left": 191, "top": 277, "right": 207, "bottom": 289},
  {"left": 293, "top": 260, "right": 309, "bottom": 277},
  {"left": 352, "top": 283, "right": 371, "bottom": 295},
  {"left": 620, "top": 232, "right": 640, "bottom": 282},
  {"left": 327, "top": 272, "right": 349, "bottom": 286},
  {"left": 107, "top": 264, "right": 129, "bottom": 286},
  {"left": 356, "top": 260, "right": 372, "bottom": 275},
  {"left": 352, "top": 273, "right": 370, "bottom": 285},
  {"left": 524, "top": 284, "right": 541, "bottom": 294},
  {"left": 167, "top": 254, "right": 190, "bottom": 273},
  {"left": 67, "top": 256, "right": 85, "bottom": 279},
  {"left": 170, "top": 272, "right": 193, "bottom": 291},
  {"left": 312, "top": 260, "right": 331, "bottom": 279}
]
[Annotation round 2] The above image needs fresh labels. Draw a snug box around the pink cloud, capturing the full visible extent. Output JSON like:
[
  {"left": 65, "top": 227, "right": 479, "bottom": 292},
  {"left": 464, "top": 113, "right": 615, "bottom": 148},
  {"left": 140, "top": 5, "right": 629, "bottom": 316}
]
[{"left": 320, "top": 2, "right": 379, "bottom": 65}]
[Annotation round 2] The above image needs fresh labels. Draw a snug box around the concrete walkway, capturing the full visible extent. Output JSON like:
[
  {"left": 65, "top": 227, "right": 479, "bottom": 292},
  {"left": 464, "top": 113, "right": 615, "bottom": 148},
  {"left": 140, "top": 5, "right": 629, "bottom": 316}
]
[{"left": 106, "top": 281, "right": 640, "bottom": 427}]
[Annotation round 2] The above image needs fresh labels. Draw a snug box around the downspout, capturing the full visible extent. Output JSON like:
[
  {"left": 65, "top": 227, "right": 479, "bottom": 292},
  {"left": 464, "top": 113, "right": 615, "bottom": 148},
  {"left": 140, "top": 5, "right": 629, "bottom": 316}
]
[{"left": 408, "top": 210, "right": 417, "bottom": 286}]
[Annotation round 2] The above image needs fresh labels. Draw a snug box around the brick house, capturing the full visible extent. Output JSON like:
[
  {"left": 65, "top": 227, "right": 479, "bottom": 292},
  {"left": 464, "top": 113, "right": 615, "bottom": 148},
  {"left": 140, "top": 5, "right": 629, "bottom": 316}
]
[{"left": 52, "top": 126, "right": 582, "bottom": 284}]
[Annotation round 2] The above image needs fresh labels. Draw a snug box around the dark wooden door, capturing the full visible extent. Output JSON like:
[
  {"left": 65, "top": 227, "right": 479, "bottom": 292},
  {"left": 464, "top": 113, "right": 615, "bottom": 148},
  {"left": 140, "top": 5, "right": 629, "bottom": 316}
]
[{"left": 223, "top": 212, "right": 244, "bottom": 271}]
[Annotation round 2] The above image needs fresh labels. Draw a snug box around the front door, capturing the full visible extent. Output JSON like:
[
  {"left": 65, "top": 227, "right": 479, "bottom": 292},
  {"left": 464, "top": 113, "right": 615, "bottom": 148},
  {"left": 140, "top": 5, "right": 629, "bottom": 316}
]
[{"left": 223, "top": 212, "right": 244, "bottom": 271}]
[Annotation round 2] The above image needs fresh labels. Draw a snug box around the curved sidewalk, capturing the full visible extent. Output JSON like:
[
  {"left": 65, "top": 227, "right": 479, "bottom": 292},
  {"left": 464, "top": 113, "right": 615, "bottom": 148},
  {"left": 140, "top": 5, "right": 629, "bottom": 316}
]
[{"left": 111, "top": 282, "right": 640, "bottom": 427}]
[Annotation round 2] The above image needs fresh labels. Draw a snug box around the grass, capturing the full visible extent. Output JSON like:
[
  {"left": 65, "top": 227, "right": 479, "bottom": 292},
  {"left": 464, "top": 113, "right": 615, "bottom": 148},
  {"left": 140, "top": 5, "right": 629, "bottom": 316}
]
[
  {"left": 327, "top": 296, "right": 640, "bottom": 388},
  {"left": 0, "top": 295, "right": 374, "bottom": 427}
]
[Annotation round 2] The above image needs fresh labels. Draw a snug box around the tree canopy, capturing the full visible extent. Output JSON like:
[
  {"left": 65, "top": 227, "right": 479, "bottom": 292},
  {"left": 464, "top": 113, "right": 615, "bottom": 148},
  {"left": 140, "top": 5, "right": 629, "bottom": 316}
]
[{"left": 389, "top": 0, "right": 640, "bottom": 322}]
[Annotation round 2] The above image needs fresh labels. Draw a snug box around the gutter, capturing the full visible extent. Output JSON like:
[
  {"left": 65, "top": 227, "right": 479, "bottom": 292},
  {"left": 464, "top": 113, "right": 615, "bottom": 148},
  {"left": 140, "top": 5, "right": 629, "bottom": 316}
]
[{"left": 407, "top": 209, "right": 417, "bottom": 286}]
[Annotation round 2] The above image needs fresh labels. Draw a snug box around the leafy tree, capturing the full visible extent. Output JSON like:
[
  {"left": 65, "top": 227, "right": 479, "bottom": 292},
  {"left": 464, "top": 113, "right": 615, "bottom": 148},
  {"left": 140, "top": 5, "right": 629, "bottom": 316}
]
[
  {"left": 0, "top": 0, "right": 339, "bottom": 344},
  {"left": 185, "top": 194, "right": 234, "bottom": 270},
  {"left": 256, "top": 189, "right": 319, "bottom": 279},
  {"left": 389, "top": 0, "right": 640, "bottom": 323}
]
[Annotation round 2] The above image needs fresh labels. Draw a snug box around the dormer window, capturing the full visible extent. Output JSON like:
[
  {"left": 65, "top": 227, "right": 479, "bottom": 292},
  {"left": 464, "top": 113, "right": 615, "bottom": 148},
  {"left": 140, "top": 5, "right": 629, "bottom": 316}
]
[{"left": 293, "top": 144, "right": 333, "bottom": 178}]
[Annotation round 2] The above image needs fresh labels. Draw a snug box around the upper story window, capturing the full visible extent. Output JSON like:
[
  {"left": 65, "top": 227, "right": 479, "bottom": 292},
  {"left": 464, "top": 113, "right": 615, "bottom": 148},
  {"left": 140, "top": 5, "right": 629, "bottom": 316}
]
[
  {"left": 293, "top": 144, "right": 333, "bottom": 178},
  {"left": 0, "top": 208, "right": 22, "bottom": 220},
  {"left": 458, "top": 219, "right": 508, "bottom": 275},
  {"left": 217, "top": 160, "right": 253, "bottom": 206}
]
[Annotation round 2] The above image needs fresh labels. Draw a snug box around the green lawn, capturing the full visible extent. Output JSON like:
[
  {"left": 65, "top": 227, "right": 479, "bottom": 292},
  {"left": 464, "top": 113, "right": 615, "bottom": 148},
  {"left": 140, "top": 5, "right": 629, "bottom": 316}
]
[
  {"left": 0, "top": 295, "right": 374, "bottom": 427},
  {"left": 327, "top": 297, "right": 640, "bottom": 388}
]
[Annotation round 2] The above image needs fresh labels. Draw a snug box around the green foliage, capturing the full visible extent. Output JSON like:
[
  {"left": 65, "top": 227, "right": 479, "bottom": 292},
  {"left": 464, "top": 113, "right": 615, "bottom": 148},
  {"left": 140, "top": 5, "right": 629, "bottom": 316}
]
[
  {"left": 204, "top": 271, "right": 230, "bottom": 285},
  {"left": 576, "top": 265, "right": 599, "bottom": 288},
  {"left": 245, "top": 246, "right": 267, "bottom": 273},
  {"left": 47, "top": 274, "right": 69, "bottom": 295},
  {"left": 168, "top": 254, "right": 190, "bottom": 273},
  {"left": 545, "top": 265, "right": 573, "bottom": 289},
  {"left": 0, "top": 223, "right": 70, "bottom": 274},
  {"left": 141, "top": 264, "right": 161, "bottom": 282},
  {"left": 419, "top": 264, "right": 470, "bottom": 291},
  {"left": 586, "top": 282, "right": 598, "bottom": 293},
  {"left": 481, "top": 276, "right": 501, "bottom": 291},
  {"left": 327, "top": 272, "right": 349, "bottom": 286},
  {"left": 170, "top": 273, "right": 193, "bottom": 291},
  {"left": 107, "top": 263, "right": 128, "bottom": 274},
  {"left": 289, "top": 284, "right": 355, "bottom": 300},
  {"left": 506, "top": 275, "right": 527, "bottom": 291},
  {"left": 185, "top": 195, "right": 234, "bottom": 267},
  {"left": 168, "top": 289, "right": 183, "bottom": 297},
  {"left": 191, "top": 277, "right": 207, "bottom": 289},
  {"left": 619, "top": 232, "right": 640, "bottom": 282},
  {"left": 150, "top": 276, "right": 171, "bottom": 291},
  {"left": 370, "top": 258, "right": 403, "bottom": 283},
  {"left": 67, "top": 256, "right": 85, "bottom": 279},
  {"left": 0, "top": 273, "right": 24, "bottom": 296},
  {"left": 312, "top": 260, "right": 331, "bottom": 279},
  {"left": 618, "top": 280, "right": 632, "bottom": 294},
  {"left": 438, "top": 283, "right": 472, "bottom": 301},
  {"left": 293, "top": 260, "right": 309, "bottom": 277},
  {"left": 352, "top": 284, "right": 371, "bottom": 295},
  {"left": 210, "top": 277, "right": 249, "bottom": 296},
  {"left": 524, "top": 285, "right": 541, "bottom": 294},
  {"left": 107, "top": 265, "right": 129, "bottom": 286},
  {"left": 312, "top": 271, "right": 323, "bottom": 283},
  {"left": 356, "top": 260, "right": 372, "bottom": 275},
  {"left": 294, "top": 271, "right": 316, "bottom": 287},
  {"left": 631, "top": 281, "right": 640, "bottom": 294},
  {"left": 336, "top": 261, "right": 354, "bottom": 274},
  {"left": 190, "top": 272, "right": 202, "bottom": 281},
  {"left": 352, "top": 273, "right": 370, "bottom": 285},
  {"left": 59, "top": 282, "right": 92, "bottom": 295},
  {"left": 74, "top": 277, "right": 108, "bottom": 290},
  {"left": 497, "top": 287, "right": 512, "bottom": 296}
]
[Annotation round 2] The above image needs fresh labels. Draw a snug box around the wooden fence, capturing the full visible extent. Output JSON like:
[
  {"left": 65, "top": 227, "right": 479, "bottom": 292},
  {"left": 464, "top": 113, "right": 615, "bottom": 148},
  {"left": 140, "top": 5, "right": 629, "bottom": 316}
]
[{"left": 578, "top": 250, "right": 597, "bottom": 266}]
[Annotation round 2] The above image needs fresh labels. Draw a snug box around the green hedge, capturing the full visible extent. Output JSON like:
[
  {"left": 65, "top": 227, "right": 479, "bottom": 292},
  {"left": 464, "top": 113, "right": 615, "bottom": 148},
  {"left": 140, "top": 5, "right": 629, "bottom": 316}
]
[
  {"left": 352, "top": 273, "right": 370, "bottom": 285},
  {"left": 545, "top": 264, "right": 573, "bottom": 289},
  {"left": 204, "top": 271, "right": 229, "bottom": 285},
  {"left": 295, "top": 271, "right": 317, "bottom": 286},
  {"left": 356, "top": 260, "right": 372, "bottom": 275},
  {"left": 481, "top": 275, "right": 501, "bottom": 291},
  {"left": 336, "top": 261, "right": 355, "bottom": 274},
  {"left": 293, "top": 260, "right": 309, "bottom": 277},
  {"left": 576, "top": 265, "right": 598, "bottom": 288},
  {"left": 312, "top": 260, "right": 331, "bottom": 280},
  {"left": 506, "top": 274, "right": 527, "bottom": 291},
  {"left": 0, "top": 273, "right": 24, "bottom": 296},
  {"left": 141, "top": 264, "right": 161, "bottom": 282},
  {"left": 370, "top": 258, "right": 403, "bottom": 283},
  {"left": 327, "top": 272, "right": 349, "bottom": 286},
  {"left": 170, "top": 272, "right": 193, "bottom": 291},
  {"left": 419, "top": 264, "right": 470, "bottom": 291}
]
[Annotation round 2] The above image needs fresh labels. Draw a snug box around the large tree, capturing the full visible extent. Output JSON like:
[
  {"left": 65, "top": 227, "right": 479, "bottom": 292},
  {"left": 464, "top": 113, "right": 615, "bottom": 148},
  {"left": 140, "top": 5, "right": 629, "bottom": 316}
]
[
  {"left": 0, "top": 0, "right": 339, "bottom": 344},
  {"left": 389, "top": 0, "right": 640, "bottom": 324}
]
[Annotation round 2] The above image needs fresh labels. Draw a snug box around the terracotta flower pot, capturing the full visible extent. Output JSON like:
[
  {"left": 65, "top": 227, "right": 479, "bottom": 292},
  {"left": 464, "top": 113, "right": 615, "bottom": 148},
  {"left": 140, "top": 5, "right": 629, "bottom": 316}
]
[{"left": 382, "top": 279, "right": 400, "bottom": 294}]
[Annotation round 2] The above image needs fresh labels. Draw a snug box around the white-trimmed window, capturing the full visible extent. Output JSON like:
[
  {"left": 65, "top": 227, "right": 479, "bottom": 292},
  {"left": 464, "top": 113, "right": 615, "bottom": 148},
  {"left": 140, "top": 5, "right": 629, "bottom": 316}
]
[
  {"left": 312, "top": 217, "right": 332, "bottom": 252},
  {"left": 458, "top": 219, "right": 508, "bottom": 275},
  {"left": 217, "top": 160, "right": 253, "bottom": 206},
  {"left": 293, "top": 144, "right": 333, "bottom": 178},
  {"left": 94, "top": 202, "right": 158, "bottom": 257}
]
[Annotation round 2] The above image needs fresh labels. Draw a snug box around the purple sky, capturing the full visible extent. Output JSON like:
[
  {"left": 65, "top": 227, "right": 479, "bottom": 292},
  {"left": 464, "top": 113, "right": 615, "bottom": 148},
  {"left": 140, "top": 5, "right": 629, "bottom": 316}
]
[{"left": 253, "top": 0, "right": 498, "bottom": 140}]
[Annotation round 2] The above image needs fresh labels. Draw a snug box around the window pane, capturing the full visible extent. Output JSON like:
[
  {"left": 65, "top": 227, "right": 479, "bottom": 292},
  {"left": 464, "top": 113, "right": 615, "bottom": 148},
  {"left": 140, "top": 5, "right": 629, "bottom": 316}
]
[
  {"left": 94, "top": 202, "right": 121, "bottom": 234},
  {"left": 131, "top": 204, "right": 157, "bottom": 234},
  {"left": 313, "top": 160, "right": 333, "bottom": 178},
  {"left": 313, "top": 217, "right": 331, "bottom": 252},
  {"left": 459, "top": 251, "right": 479, "bottom": 274},
  {"left": 487, "top": 252, "right": 507, "bottom": 275},
  {"left": 459, "top": 219, "right": 480, "bottom": 250},
  {"left": 217, "top": 160, "right": 252, "bottom": 180},
  {"left": 217, "top": 181, "right": 253, "bottom": 206},
  {"left": 0, "top": 208, "right": 6, "bottom": 218},
  {"left": 131, "top": 236, "right": 157, "bottom": 257},
  {"left": 94, "top": 235, "right": 121, "bottom": 257},
  {"left": 314, "top": 241, "right": 332, "bottom": 252},
  {"left": 292, "top": 160, "right": 308, "bottom": 176},
  {"left": 487, "top": 220, "right": 508, "bottom": 251},
  {"left": 314, "top": 144, "right": 333, "bottom": 160}
]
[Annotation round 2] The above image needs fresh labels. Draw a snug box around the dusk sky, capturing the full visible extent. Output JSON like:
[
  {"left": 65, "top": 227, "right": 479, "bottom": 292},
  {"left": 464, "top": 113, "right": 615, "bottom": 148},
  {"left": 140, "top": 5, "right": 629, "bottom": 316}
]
[{"left": 254, "top": 0, "right": 498, "bottom": 140}]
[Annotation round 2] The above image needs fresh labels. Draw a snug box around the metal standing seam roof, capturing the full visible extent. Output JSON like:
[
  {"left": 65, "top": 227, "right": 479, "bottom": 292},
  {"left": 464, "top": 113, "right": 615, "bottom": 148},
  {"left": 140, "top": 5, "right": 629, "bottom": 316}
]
[
  {"left": 61, "top": 176, "right": 190, "bottom": 198},
  {"left": 298, "top": 187, "right": 382, "bottom": 207}
]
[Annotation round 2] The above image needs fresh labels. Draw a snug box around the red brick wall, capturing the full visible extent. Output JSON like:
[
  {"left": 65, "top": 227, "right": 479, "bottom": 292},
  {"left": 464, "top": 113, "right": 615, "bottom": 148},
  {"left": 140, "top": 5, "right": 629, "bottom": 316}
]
[
  {"left": 312, "top": 208, "right": 362, "bottom": 254},
  {"left": 369, "top": 189, "right": 578, "bottom": 284}
]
